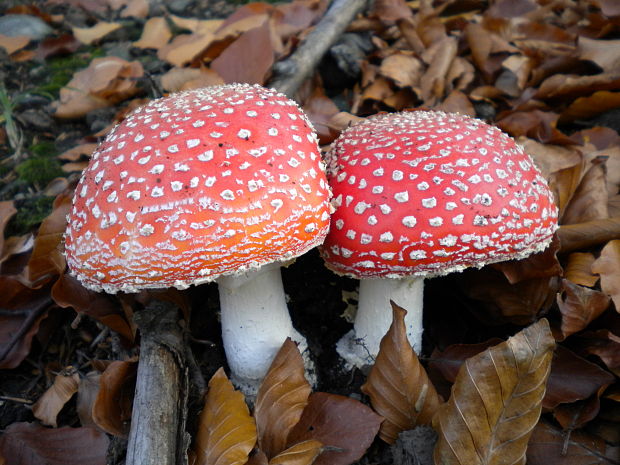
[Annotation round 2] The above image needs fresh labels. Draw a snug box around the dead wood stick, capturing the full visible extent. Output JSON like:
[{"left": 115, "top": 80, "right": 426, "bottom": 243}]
[
  {"left": 269, "top": 0, "right": 369, "bottom": 97},
  {"left": 125, "top": 300, "right": 188, "bottom": 465},
  {"left": 557, "top": 217, "right": 620, "bottom": 253}
]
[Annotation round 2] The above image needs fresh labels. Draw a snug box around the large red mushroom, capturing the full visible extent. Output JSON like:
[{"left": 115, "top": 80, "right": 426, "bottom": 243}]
[
  {"left": 65, "top": 83, "right": 332, "bottom": 390},
  {"left": 320, "top": 111, "right": 558, "bottom": 367}
]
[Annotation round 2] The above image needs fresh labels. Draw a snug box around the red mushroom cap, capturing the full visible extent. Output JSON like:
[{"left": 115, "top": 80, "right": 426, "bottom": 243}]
[
  {"left": 65, "top": 84, "right": 331, "bottom": 293},
  {"left": 320, "top": 111, "right": 558, "bottom": 278}
]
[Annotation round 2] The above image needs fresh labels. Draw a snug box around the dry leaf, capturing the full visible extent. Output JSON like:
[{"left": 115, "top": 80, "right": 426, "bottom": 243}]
[
  {"left": 133, "top": 17, "right": 171, "bottom": 50},
  {"left": 558, "top": 217, "right": 620, "bottom": 253},
  {"left": 577, "top": 37, "right": 620, "bottom": 73},
  {"left": 575, "top": 329, "right": 620, "bottom": 376},
  {"left": 0, "top": 423, "right": 108, "bottom": 465},
  {"left": 430, "top": 339, "right": 502, "bottom": 384},
  {"left": 592, "top": 240, "right": 620, "bottom": 312},
  {"left": 268, "top": 440, "right": 323, "bottom": 465},
  {"left": 560, "top": 91, "right": 620, "bottom": 123},
  {"left": 91, "top": 359, "right": 137, "bottom": 437},
  {"left": 564, "top": 252, "right": 599, "bottom": 287},
  {"left": 193, "top": 368, "right": 256, "bottom": 465},
  {"left": 379, "top": 52, "right": 423, "bottom": 88},
  {"left": 433, "top": 319, "right": 555, "bottom": 465},
  {"left": 76, "top": 371, "right": 101, "bottom": 428},
  {"left": 254, "top": 338, "right": 312, "bottom": 459},
  {"left": 72, "top": 22, "right": 122, "bottom": 45},
  {"left": 157, "top": 33, "right": 216, "bottom": 67},
  {"left": 32, "top": 369, "right": 80, "bottom": 427},
  {"left": 562, "top": 157, "right": 609, "bottom": 225},
  {"left": 287, "top": 392, "right": 383, "bottom": 465},
  {"left": 557, "top": 279, "right": 610, "bottom": 340},
  {"left": 120, "top": 0, "right": 148, "bottom": 18},
  {"left": 160, "top": 67, "right": 224, "bottom": 92},
  {"left": 169, "top": 15, "right": 223, "bottom": 35},
  {"left": 0, "top": 201, "right": 17, "bottom": 260},
  {"left": 361, "top": 302, "right": 442, "bottom": 444},
  {"left": 0, "top": 34, "right": 30, "bottom": 55}
]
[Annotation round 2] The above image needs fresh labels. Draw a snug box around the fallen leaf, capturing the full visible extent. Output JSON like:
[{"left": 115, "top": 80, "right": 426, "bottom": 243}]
[
  {"left": 361, "top": 302, "right": 442, "bottom": 444},
  {"left": 557, "top": 279, "right": 610, "bottom": 340},
  {"left": 433, "top": 319, "right": 555, "bottom": 465},
  {"left": 592, "top": 240, "right": 620, "bottom": 312},
  {"left": 536, "top": 72, "right": 620, "bottom": 100},
  {"left": 160, "top": 67, "right": 224, "bottom": 92},
  {"left": 57, "top": 143, "right": 97, "bottom": 162},
  {"left": 47, "top": 0, "right": 106, "bottom": 12},
  {"left": 564, "top": 252, "right": 599, "bottom": 287},
  {"left": 72, "top": 22, "right": 122, "bottom": 45},
  {"left": 0, "top": 201, "right": 17, "bottom": 260},
  {"left": 0, "top": 423, "right": 109, "bottom": 465},
  {"left": 420, "top": 36, "right": 458, "bottom": 105},
  {"left": 0, "top": 34, "right": 30, "bottom": 55},
  {"left": 91, "top": 359, "right": 137, "bottom": 437},
  {"left": 578, "top": 37, "right": 620, "bottom": 73},
  {"left": 302, "top": 89, "right": 340, "bottom": 145},
  {"left": 430, "top": 339, "right": 502, "bottom": 383},
  {"left": 544, "top": 345, "right": 615, "bottom": 409},
  {"left": 554, "top": 385, "right": 608, "bottom": 431},
  {"left": 35, "top": 34, "right": 82, "bottom": 60},
  {"left": 169, "top": 15, "right": 223, "bottom": 35},
  {"left": 193, "top": 368, "right": 256, "bottom": 465},
  {"left": 491, "top": 235, "right": 561, "bottom": 284},
  {"left": 562, "top": 157, "right": 609, "bottom": 225},
  {"left": 268, "top": 440, "right": 323, "bottom": 465},
  {"left": 379, "top": 52, "right": 423, "bottom": 88},
  {"left": 527, "top": 421, "right": 618, "bottom": 465},
  {"left": 254, "top": 338, "right": 312, "bottom": 459},
  {"left": 517, "top": 137, "right": 582, "bottom": 179},
  {"left": 558, "top": 217, "right": 620, "bottom": 253},
  {"left": 560, "top": 91, "right": 620, "bottom": 123},
  {"left": 132, "top": 17, "right": 171, "bottom": 50},
  {"left": 120, "top": 0, "right": 148, "bottom": 18},
  {"left": 574, "top": 329, "right": 620, "bottom": 376},
  {"left": 32, "top": 368, "right": 80, "bottom": 427},
  {"left": 76, "top": 371, "right": 101, "bottom": 428},
  {"left": 287, "top": 392, "right": 382, "bottom": 465}
]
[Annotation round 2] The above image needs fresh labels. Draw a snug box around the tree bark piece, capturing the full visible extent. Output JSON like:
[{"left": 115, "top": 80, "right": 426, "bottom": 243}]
[
  {"left": 269, "top": 0, "right": 369, "bottom": 97},
  {"left": 125, "top": 300, "right": 187, "bottom": 465}
]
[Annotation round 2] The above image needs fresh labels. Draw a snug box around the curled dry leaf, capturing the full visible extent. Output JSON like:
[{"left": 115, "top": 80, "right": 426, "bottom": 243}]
[
  {"left": 430, "top": 339, "right": 502, "bottom": 384},
  {"left": 193, "top": 368, "right": 256, "bottom": 465},
  {"left": 433, "top": 319, "right": 555, "bottom": 465},
  {"left": 562, "top": 157, "right": 609, "bottom": 225},
  {"left": 0, "top": 423, "right": 109, "bottom": 465},
  {"left": 361, "top": 302, "right": 442, "bottom": 444},
  {"left": 269, "top": 440, "right": 323, "bottom": 465},
  {"left": 91, "top": 359, "right": 137, "bottom": 437},
  {"left": 72, "top": 22, "right": 122, "bottom": 45},
  {"left": 160, "top": 67, "right": 224, "bottom": 93},
  {"left": 553, "top": 384, "right": 608, "bottom": 431},
  {"left": 254, "top": 338, "right": 312, "bottom": 459},
  {"left": 564, "top": 252, "right": 599, "bottom": 287},
  {"left": 0, "top": 34, "right": 30, "bottom": 55},
  {"left": 132, "top": 17, "right": 172, "bottom": 50},
  {"left": 557, "top": 279, "right": 610, "bottom": 340},
  {"left": 558, "top": 217, "right": 620, "bottom": 253},
  {"left": 287, "top": 392, "right": 383, "bottom": 465},
  {"left": 32, "top": 369, "right": 80, "bottom": 427},
  {"left": 76, "top": 371, "right": 101, "bottom": 428},
  {"left": 592, "top": 240, "right": 620, "bottom": 312}
]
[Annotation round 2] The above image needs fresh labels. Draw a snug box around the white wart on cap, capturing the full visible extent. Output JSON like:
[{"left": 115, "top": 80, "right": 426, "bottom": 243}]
[{"left": 65, "top": 84, "right": 332, "bottom": 293}]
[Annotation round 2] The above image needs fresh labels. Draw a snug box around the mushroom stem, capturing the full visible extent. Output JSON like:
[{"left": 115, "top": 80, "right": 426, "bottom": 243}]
[
  {"left": 337, "top": 277, "right": 424, "bottom": 368},
  {"left": 217, "top": 263, "right": 309, "bottom": 393}
]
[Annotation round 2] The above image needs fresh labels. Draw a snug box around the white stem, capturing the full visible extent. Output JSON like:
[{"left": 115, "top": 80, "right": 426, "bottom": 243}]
[
  {"left": 217, "top": 263, "right": 308, "bottom": 393},
  {"left": 337, "top": 277, "right": 424, "bottom": 368}
]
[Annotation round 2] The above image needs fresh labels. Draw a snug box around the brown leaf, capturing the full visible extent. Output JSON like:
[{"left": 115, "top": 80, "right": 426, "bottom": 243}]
[
  {"left": 592, "top": 240, "right": 620, "bottom": 312},
  {"left": 420, "top": 36, "right": 458, "bottom": 105},
  {"left": 92, "top": 359, "right": 137, "bottom": 437},
  {"left": 0, "top": 200, "right": 17, "bottom": 260},
  {"left": 544, "top": 345, "right": 615, "bottom": 409},
  {"left": 302, "top": 90, "right": 340, "bottom": 145},
  {"left": 210, "top": 20, "right": 274, "bottom": 85},
  {"left": 287, "top": 392, "right": 382, "bottom": 465},
  {"left": 132, "top": 17, "right": 171, "bottom": 50},
  {"left": 518, "top": 137, "right": 582, "bottom": 179},
  {"left": 574, "top": 329, "right": 620, "bottom": 375},
  {"left": 35, "top": 34, "right": 82, "bottom": 60},
  {"left": 564, "top": 252, "right": 599, "bottom": 287},
  {"left": 246, "top": 450, "right": 269, "bottom": 465},
  {"left": 32, "top": 369, "right": 80, "bottom": 427},
  {"left": 496, "top": 110, "right": 573, "bottom": 145},
  {"left": 430, "top": 339, "right": 502, "bottom": 384},
  {"left": 491, "top": 235, "right": 561, "bottom": 285},
  {"left": 76, "top": 371, "right": 101, "bottom": 428},
  {"left": 557, "top": 279, "right": 610, "bottom": 340},
  {"left": 554, "top": 385, "right": 608, "bottom": 431},
  {"left": 379, "top": 52, "right": 423, "bottom": 88},
  {"left": 0, "top": 34, "right": 30, "bottom": 55},
  {"left": 361, "top": 302, "right": 442, "bottom": 444},
  {"left": 433, "top": 319, "right": 555, "bottom": 465},
  {"left": 0, "top": 423, "right": 109, "bottom": 465},
  {"left": 373, "top": 0, "right": 413, "bottom": 22},
  {"left": 193, "top": 368, "right": 256, "bottom": 465},
  {"left": 527, "top": 421, "right": 619, "bottom": 465},
  {"left": 72, "top": 22, "right": 122, "bottom": 45},
  {"left": 562, "top": 157, "right": 609, "bottom": 225},
  {"left": 157, "top": 33, "right": 216, "bottom": 67},
  {"left": 560, "top": 91, "right": 620, "bottom": 123},
  {"left": 578, "top": 37, "right": 620, "bottom": 73},
  {"left": 268, "top": 440, "right": 323, "bottom": 465},
  {"left": 57, "top": 143, "right": 97, "bottom": 162},
  {"left": 255, "top": 338, "right": 312, "bottom": 459},
  {"left": 537, "top": 72, "right": 620, "bottom": 100}
]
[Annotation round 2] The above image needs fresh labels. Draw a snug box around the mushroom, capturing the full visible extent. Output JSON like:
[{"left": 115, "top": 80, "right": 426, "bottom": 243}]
[
  {"left": 320, "top": 111, "right": 558, "bottom": 368},
  {"left": 65, "top": 83, "right": 332, "bottom": 391}
]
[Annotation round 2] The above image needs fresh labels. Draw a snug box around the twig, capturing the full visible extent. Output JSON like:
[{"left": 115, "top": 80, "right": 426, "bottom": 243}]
[{"left": 269, "top": 0, "right": 370, "bottom": 97}]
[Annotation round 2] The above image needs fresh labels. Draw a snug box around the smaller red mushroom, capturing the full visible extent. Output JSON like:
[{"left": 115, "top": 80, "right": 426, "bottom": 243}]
[{"left": 320, "top": 111, "right": 558, "bottom": 367}]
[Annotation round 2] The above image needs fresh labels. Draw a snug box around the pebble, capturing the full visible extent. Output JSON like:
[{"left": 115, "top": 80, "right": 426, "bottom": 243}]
[{"left": 0, "top": 14, "right": 53, "bottom": 40}]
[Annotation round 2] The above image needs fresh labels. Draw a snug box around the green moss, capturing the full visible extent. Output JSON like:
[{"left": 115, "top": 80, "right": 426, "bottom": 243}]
[
  {"left": 6, "top": 196, "right": 56, "bottom": 236},
  {"left": 15, "top": 157, "right": 64, "bottom": 186},
  {"left": 29, "top": 141, "right": 58, "bottom": 157}
]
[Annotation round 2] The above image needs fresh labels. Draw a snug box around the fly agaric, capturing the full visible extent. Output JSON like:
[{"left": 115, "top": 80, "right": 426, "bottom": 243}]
[
  {"left": 65, "top": 83, "right": 332, "bottom": 390},
  {"left": 320, "top": 111, "right": 558, "bottom": 368}
]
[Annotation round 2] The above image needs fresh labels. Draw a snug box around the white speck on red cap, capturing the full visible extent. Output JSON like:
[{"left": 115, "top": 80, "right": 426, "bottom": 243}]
[
  {"left": 65, "top": 84, "right": 332, "bottom": 293},
  {"left": 320, "top": 110, "right": 558, "bottom": 279}
]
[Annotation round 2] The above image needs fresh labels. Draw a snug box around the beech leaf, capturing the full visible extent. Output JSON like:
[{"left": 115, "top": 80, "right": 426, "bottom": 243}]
[
  {"left": 591, "top": 239, "right": 620, "bottom": 312},
  {"left": 557, "top": 279, "right": 610, "bottom": 340},
  {"left": 433, "top": 319, "right": 555, "bottom": 465},
  {"left": 287, "top": 392, "right": 383, "bottom": 465},
  {"left": 564, "top": 252, "right": 599, "bottom": 287},
  {"left": 361, "top": 302, "right": 442, "bottom": 444},
  {"left": 193, "top": 368, "right": 256, "bottom": 465},
  {"left": 268, "top": 440, "right": 323, "bottom": 465},
  {"left": 32, "top": 369, "right": 80, "bottom": 427},
  {"left": 255, "top": 338, "right": 312, "bottom": 459}
]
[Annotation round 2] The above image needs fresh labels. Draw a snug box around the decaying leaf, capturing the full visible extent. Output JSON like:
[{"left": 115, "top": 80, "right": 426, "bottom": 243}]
[
  {"left": 592, "top": 240, "right": 620, "bottom": 312},
  {"left": 361, "top": 302, "right": 442, "bottom": 444},
  {"left": 433, "top": 319, "right": 555, "bottom": 465},
  {"left": 287, "top": 392, "right": 383, "bottom": 465},
  {"left": 254, "top": 338, "right": 312, "bottom": 459},
  {"left": 91, "top": 359, "right": 137, "bottom": 437},
  {"left": 32, "top": 368, "right": 80, "bottom": 427},
  {"left": 193, "top": 368, "right": 256, "bottom": 465},
  {"left": 0, "top": 423, "right": 109, "bottom": 465},
  {"left": 268, "top": 440, "right": 323, "bottom": 465},
  {"left": 557, "top": 279, "right": 610, "bottom": 340},
  {"left": 564, "top": 252, "right": 599, "bottom": 287}
]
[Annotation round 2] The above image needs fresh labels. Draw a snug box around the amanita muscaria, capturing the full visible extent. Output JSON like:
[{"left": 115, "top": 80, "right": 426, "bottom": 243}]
[
  {"left": 320, "top": 110, "right": 558, "bottom": 368},
  {"left": 65, "top": 83, "right": 332, "bottom": 390}
]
